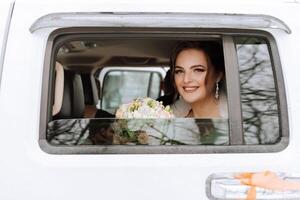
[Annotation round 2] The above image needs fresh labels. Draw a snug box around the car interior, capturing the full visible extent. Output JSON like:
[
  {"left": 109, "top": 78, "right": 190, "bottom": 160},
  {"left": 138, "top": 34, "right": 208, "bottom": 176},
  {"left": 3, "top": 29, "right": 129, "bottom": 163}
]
[
  {"left": 47, "top": 37, "right": 232, "bottom": 146},
  {"left": 51, "top": 38, "right": 223, "bottom": 120}
]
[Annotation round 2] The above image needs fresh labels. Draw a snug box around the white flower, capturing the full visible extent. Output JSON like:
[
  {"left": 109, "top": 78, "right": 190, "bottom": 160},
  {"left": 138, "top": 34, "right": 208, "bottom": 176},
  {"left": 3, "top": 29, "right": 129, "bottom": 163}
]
[{"left": 116, "top": 97, "right": 174, "bottom": 119}]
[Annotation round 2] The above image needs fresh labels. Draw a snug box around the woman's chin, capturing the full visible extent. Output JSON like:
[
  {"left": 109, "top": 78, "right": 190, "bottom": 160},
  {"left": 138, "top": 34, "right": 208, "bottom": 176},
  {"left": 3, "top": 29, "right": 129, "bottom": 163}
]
[{"left": 181, "top": 96, "right": 200, "bottom": 104}]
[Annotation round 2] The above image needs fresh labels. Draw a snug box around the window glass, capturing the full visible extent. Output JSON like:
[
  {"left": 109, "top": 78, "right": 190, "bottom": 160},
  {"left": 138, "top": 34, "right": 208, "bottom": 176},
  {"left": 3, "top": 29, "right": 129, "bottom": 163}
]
[
  {"left": 101, "top": 71, "right": 162, "bottom": 114},
  {"left": 47, "top": 118, "right": 229, "bottom": 145},
  {"left": 235, "top": 37, "right": 280, "bottom": 144},
  {"left": 148, "top": 72, "right": 161, "bottom": 99}
]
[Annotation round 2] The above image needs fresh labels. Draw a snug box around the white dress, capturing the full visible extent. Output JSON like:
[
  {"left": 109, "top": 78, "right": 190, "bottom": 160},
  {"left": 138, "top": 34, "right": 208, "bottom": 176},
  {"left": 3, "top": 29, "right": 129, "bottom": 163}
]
[
  {"left": 170, "top": 92, "right": 228, "bottom": 118},
  {"left": 167, "top": 93, "right": 228, "bottom": 145}
]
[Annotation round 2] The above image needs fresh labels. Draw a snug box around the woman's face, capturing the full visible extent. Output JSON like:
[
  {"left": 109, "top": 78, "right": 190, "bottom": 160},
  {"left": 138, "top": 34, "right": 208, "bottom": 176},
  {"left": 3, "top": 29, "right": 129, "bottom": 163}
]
[{"left": 174, "top": 48, "right": 217, "bottom": 104}]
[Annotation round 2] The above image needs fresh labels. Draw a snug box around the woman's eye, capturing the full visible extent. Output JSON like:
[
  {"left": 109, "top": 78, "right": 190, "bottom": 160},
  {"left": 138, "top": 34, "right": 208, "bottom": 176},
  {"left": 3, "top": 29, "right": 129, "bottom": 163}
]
[
  {"left": 175, "top": 70, "right": 184, "bottom": 74},
  {"left": 194, "top": 68, "right": 205, "bottom": 73}
]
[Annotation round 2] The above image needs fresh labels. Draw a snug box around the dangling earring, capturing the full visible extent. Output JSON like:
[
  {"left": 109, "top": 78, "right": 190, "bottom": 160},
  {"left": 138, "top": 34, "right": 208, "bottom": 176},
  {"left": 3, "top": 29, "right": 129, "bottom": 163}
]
[{"left": 215, "top": 82, "right": 219, "bottom": 99}]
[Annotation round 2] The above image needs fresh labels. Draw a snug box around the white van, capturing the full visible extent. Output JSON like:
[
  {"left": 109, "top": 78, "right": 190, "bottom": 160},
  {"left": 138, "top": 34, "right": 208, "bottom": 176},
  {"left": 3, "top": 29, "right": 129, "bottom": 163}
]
[{"left": 1, "top": 0, "right": 300, "bottom": 199}]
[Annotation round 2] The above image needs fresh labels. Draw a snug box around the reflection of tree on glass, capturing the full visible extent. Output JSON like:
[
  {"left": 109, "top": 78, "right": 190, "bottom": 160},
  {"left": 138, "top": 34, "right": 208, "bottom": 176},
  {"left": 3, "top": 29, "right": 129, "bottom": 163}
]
[
  {"left": 236, "top": 37, "right": 280, "bottom": 144},
  {"left": 47, "top": 119, "right": 90, "bottom": 145}
]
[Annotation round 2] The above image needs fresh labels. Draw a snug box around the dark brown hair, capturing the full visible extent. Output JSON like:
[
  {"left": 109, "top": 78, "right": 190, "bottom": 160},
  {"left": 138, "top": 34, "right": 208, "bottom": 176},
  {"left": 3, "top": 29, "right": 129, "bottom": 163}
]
[{"left": 169, "top": 41, "right": 225, "bottom": 101}]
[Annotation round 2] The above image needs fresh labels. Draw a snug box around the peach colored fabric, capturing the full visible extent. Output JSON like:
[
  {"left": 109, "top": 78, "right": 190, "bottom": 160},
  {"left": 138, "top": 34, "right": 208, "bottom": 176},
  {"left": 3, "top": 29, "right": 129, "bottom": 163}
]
[{"left": 235, "top": 171, "right": 300, "bottom": 200}]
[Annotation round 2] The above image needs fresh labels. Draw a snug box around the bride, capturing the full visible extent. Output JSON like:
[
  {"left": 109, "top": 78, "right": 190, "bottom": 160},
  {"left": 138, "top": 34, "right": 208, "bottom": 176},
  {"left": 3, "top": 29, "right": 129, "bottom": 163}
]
[
  {"left": 163, "top": 41, "right": 229, "bottom": 144},
  {"left": 169, "top": 41, "right": 227, "bottom": 118}
]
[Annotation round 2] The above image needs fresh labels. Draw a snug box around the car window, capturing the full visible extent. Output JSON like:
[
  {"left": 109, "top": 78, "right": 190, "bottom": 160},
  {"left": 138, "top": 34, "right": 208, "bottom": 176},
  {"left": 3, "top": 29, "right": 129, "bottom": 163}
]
[{"left": 41, "top": 30, "right": 288, "bottom": 154}]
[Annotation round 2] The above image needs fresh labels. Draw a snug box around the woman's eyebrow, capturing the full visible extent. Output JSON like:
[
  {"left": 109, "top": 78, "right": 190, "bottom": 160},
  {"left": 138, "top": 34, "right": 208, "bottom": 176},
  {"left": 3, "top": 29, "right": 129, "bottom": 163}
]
[
  {"left": 175, "top": 65, "right": 206, "bottom": 69},
  {"left": 190, "top": 64, "right": 206, "bottom": 69}
]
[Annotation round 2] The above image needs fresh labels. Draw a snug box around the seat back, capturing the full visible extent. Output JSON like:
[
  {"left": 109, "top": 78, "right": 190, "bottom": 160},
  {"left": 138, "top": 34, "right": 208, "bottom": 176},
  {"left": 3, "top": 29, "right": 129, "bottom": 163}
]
[
  {"left": 53, "top": 69, "right": 85, "bottom": 119},
  {"left": 81, "top": 73, "right": 100, "bottom": 118},
  {"left": 81, "top": 73, "right": 99, "bottom": 106}
]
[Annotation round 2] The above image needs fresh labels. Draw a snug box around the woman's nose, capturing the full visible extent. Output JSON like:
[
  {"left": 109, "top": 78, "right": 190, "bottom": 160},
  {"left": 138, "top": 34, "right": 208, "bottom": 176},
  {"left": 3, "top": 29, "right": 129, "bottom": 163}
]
[
  {"left": 183, "top": 73, "right": 192, "bottom": 83},
  {"left": 183, "top": 72, "right": 192, "bottom": 83}
]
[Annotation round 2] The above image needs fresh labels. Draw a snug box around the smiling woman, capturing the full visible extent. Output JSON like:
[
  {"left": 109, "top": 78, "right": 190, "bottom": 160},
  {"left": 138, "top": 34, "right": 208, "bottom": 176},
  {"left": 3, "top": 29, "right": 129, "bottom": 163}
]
[{"left": 169, "top": 41, "right": 227, "bottom": 118}]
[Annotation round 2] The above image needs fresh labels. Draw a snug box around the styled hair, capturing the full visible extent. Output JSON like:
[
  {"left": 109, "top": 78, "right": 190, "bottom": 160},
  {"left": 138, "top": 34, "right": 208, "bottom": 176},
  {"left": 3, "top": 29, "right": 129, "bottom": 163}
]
[{"left": 169, "top": 41, "right": 225, "bottom": 101}]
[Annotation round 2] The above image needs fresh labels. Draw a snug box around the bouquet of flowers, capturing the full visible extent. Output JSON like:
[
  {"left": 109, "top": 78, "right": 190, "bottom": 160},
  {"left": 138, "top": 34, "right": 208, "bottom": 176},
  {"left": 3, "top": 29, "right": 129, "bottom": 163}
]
[
  {"left": 112, "top": 97, "right": 174, "bottom": 145},
  {"left": 116, "top": 97, "right": 174, "bottom": 119}
]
